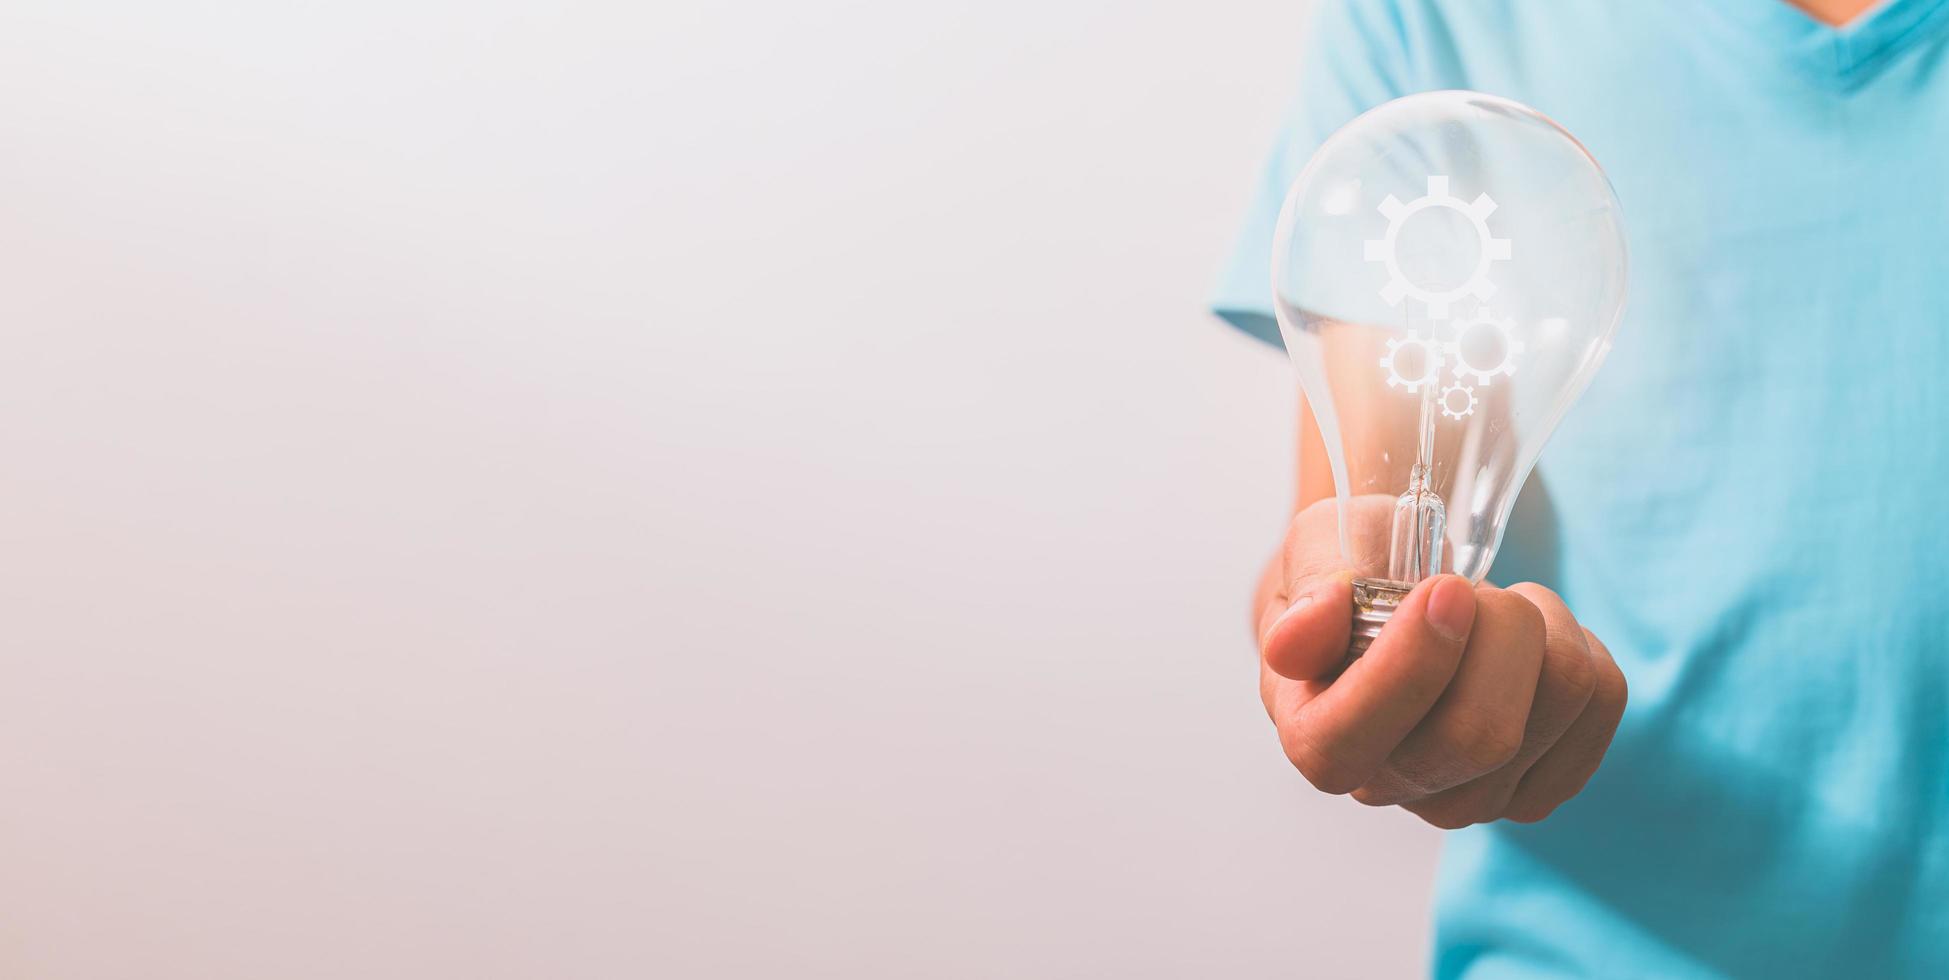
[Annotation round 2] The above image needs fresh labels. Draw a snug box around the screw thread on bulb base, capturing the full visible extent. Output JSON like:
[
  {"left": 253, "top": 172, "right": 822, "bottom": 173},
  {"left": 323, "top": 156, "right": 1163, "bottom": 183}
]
[{"left": 1349, "top": 578, "right": 1415, "bottom": 659}]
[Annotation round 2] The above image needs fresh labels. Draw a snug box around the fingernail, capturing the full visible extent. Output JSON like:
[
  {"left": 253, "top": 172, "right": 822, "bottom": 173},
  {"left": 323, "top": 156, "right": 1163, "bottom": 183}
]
[
  {"left": 1426, "top": 577, "right": 1476, "bottom": 642},
  {"left": 1272, "top": 590, "right": 1316, "bottom": 631}
]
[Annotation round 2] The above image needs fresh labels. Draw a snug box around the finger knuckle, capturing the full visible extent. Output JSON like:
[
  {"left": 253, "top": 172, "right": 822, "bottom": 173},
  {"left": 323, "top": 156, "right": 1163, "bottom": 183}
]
[
  {"left": 1283, "top": 731, "right": 1361, "bottom": 796},
  {"left": 1410, "top": 799, "right": 1484, "bottom": 831},
  {"left": 1547, "top": 642, "right": 1599, "bottom": 704},
  {"left": 1447, "top": 712, "right": 1523, "bottom": 773},
  {"left": 1595, "top": 658, "right": 1629, "bottom": 716},
  {"left": 1479, "top": 590, "right": 1548, "bottom": 648},
  {"left": 1580, "top": 626, "right": 1612, "bottom": 659},
  {"left": 1505, "top": 800, "right": 1559, "bottom": 824},
  {"left": 1295, "top": 496, "right": 1337, "bottom": 526},
  {"left": 1507, "top": 774, "right": 1592, "bottom": 823},
  {"left": 1442, "top": 784, "right": 1509, "bottom": 827},
  {"left": 1511, "top": 582, "right": 1566, "bottom": 609}
]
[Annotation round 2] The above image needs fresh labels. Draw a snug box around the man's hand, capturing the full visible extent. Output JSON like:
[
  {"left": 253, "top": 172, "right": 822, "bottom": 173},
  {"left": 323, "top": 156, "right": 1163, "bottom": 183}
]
[{"left": 1255, "top": 498, "right": 1626, "bottom": 828}]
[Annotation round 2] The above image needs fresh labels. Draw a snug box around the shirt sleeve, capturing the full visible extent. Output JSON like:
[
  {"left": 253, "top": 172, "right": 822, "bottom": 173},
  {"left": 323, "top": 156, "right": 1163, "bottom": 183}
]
[{"left": 1209, "top": 0, "right": 1415, "bottom": 348}]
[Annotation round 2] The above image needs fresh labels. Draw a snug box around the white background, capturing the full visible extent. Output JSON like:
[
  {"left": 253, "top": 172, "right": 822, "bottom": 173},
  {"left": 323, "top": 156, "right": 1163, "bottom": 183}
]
[{"left": 0, "top": 1, "right": 1438, "bottom": 976}]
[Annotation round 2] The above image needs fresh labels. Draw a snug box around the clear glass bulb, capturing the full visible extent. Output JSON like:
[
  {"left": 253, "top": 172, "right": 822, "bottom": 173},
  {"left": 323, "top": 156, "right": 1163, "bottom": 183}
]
[{"left": 1270, "top": 91, "right": 1627, "bottom": 652}]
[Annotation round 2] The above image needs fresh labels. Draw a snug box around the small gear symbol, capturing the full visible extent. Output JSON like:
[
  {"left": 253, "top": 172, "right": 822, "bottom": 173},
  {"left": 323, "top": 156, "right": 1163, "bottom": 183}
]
[
  {"left": 1379, "top": 334, "right": 1444, "bottom": 393},
  {"left": 1443, "top": 310, "right": 1524, "bottom": 386},
  {"left": 1363, "top": 176, "right": 1512, "bottom": 318},
  {"left": 1439, "top": 383, "right": 1478, "bottom": 421}
]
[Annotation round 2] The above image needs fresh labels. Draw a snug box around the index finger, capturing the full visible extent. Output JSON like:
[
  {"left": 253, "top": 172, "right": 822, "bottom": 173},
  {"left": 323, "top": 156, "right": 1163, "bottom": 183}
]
[
  {"left": 1259, "top": 571, "right": 1356, "bottom": 681},
  {"left": 1256, "top": 500, "right": 1361, "bottom": 681},
  {"left": 1287, "top": 575, "right": 1477, "bottom": 792}
]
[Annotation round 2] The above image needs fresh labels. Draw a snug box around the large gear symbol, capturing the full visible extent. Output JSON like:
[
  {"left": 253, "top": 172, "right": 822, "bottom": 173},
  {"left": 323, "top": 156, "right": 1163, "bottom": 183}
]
[
  {"left": 1379, "top": 334, "right": 1444, "bottom": 393},
  {"left": 1443, "top": 309, "right": 1524, "bottom": 386},
  {"left": 1439, "top": 383, "right": 1478, "bottom": 421},
  {"left": 1363, "top": 176, "right": 1512, "bottom": 318}
]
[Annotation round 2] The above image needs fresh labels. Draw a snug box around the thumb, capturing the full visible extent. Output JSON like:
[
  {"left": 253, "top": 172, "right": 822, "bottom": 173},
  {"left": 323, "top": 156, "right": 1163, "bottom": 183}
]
[{"left": 1260, "top": 571, "right": 1355, "bottom": 681}]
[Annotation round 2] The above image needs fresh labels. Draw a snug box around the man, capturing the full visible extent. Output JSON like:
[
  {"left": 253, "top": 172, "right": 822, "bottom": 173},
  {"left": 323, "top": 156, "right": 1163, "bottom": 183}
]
[{"left": 1212, "top": 0, "right": 1949, "bottom": 975}]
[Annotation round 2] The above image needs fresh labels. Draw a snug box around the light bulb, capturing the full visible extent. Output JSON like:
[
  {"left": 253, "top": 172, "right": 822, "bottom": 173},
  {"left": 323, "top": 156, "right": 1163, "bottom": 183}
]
[{"left": 1270, "top": 91, "right": 1627, "bottom": 655}]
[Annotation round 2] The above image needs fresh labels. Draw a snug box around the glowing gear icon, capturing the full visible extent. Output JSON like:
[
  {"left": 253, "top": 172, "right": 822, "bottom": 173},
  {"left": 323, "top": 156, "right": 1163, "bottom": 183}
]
[
  {"left": 1379, "top": 334, "right": 1444, "bottom": 393},
  {"left": 1443, "top": 310, "right": 1524, "bottom": 386},
  {"left": 1363, "top": 176, "right": 1512, "bottom": 318},
  {"left": 1439, "top": 383, "right": 1479, "bottom": 421}
]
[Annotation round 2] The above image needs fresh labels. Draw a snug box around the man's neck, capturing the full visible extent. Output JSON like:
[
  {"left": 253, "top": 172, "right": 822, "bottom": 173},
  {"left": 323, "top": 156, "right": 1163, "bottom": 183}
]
[{"left": 1786, "top": 0, "right": 1882, "bottom": 27}]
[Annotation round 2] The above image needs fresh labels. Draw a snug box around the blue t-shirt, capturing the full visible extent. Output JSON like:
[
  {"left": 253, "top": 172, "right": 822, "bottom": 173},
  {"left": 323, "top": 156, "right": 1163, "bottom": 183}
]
[{"left": 1213, "top": 0, "right": 1949, "bottom": 975}]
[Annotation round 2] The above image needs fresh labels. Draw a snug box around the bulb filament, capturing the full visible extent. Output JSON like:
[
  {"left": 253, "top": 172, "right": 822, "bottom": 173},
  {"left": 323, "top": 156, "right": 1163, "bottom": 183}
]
[{"left": 1387, "top": 386, "right": 1446, "bottom": 583}]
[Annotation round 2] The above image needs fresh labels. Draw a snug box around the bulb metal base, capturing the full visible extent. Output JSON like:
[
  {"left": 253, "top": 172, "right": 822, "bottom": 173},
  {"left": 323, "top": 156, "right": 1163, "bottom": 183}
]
[{"left": 1349, "top": 578, "right": 1415, "bottom": 659}]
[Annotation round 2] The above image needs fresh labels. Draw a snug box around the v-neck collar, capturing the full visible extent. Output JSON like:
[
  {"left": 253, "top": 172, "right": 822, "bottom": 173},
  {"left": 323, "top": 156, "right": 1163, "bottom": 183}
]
[{"left": 1701, "top": 0, "right": 1949, "bottom": 85}]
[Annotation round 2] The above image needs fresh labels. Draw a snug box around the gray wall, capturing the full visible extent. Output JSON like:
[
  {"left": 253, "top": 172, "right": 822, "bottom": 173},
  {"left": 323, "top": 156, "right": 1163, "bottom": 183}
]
[{"left": 0, "top": 1, "right": 1437, "bottom": 976}]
